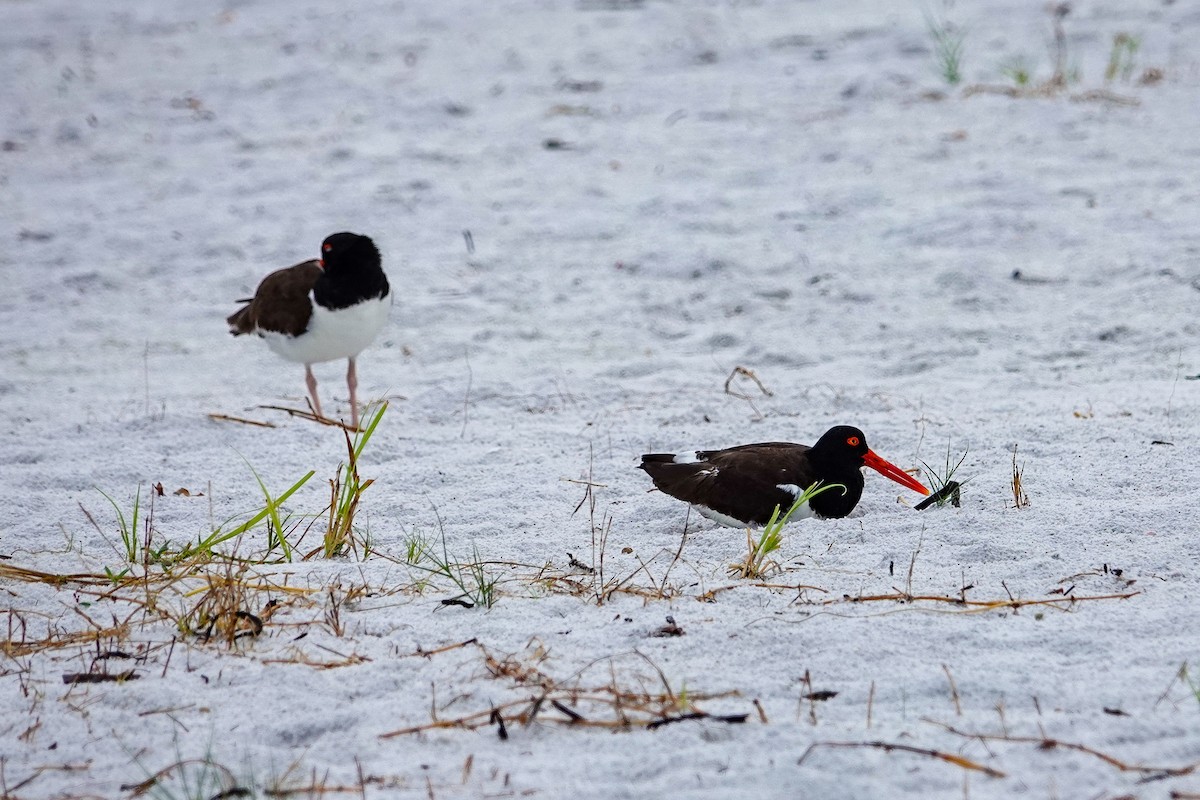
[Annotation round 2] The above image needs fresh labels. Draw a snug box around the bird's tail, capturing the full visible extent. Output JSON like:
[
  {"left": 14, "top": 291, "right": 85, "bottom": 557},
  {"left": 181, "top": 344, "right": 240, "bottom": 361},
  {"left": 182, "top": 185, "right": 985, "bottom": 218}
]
[{"left": 226, "top": 303, "right": 254, "bottom": 336}]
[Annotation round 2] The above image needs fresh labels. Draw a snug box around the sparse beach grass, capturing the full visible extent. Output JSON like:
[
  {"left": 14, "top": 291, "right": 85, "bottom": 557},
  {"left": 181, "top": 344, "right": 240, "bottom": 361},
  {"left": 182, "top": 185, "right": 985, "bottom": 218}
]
[
  {"left": 2, "top": 0, "right": 1197, "bottom": 796},
  {"left": 729, "top": 481, "right": 846, "bottom": 579}
]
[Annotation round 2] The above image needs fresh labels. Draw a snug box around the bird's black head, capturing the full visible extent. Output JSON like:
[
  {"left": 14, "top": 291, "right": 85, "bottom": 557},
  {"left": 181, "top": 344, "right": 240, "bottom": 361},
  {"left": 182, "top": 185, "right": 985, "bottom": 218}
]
[
  {"left": 809, "top": 425, "right": 929, "bottom": 501},
  {"left": 319, "top": 232, "right": 381, "bottom": 275},
  {"left": 809, "top": 425, "right": 870, "bottom": 471}
]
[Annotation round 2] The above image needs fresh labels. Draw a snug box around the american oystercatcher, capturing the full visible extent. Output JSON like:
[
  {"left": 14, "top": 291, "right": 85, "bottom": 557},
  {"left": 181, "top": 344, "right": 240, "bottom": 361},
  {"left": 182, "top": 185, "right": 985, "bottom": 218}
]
[
  {"left": 639, "top": 425, "right": 929, "bottom": 526},
  {"left": 227, "top": 232, "right": 390, "bottom": 428}
]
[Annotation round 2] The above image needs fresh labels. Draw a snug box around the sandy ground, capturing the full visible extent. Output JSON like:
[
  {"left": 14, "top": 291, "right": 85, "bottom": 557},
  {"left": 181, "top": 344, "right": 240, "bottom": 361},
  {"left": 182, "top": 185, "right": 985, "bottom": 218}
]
[{"left": 3, "top": 0, "right": 1200, "bottom": 797}]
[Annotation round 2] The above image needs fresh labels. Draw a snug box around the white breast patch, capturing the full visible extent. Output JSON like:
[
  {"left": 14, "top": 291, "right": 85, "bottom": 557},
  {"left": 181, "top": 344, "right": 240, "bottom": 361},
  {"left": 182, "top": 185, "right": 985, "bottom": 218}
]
[{"left": 262, "top": 293, "right": 391, "bottom": 365}]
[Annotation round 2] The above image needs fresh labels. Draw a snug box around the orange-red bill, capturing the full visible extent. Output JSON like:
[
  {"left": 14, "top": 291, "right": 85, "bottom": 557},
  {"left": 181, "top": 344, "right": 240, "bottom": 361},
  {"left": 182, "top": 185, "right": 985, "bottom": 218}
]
[{"left": 863, "top": 450, "right": 930, "bottom": 496}]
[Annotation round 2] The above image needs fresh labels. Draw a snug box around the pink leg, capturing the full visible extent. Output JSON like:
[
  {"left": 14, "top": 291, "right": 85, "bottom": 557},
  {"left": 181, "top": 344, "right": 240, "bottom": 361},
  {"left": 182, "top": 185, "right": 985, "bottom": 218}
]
[
  {"left": 304, "top": 364, "right": 323, "bottom": 418},
  {"left": 346, "top": 357, "right": 359, "bottom": 428}
]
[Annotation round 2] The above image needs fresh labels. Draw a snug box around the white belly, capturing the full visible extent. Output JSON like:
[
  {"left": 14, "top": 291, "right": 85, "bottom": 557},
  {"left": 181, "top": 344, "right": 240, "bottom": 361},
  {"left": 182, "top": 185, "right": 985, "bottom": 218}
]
[
  {"left": 262, "top": 293, "right": 390, "bottom": 365},
  {"left": 694, "top": 505, "right": 755, "bottom": 529},
  {"left": 693, "top": 496, "right": 816, "bottom": 529}
]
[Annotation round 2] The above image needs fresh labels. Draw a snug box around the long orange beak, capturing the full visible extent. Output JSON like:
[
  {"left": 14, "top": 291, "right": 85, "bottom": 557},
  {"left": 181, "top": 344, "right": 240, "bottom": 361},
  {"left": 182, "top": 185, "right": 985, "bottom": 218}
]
[{"left": 863, "top": 449, "right": 930, "bottom": 495}]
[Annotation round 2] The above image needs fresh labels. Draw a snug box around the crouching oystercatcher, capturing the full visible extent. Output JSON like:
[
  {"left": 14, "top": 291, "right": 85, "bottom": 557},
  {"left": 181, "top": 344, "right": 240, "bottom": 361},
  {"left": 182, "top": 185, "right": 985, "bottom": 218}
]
[
  {"left": 227, "top": 232, "right": 390, "bottom": 428},
  {"left": 639, "top": 425, "right": 929, "bottom": 526}
]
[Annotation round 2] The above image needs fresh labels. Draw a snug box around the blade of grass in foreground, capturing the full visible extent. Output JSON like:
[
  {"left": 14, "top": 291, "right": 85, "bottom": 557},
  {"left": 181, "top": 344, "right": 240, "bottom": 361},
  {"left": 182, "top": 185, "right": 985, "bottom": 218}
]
[
  {"left": 733, "top": 481, "right": 846, "bottom": 579},
  {"left": 189, "top": 468, "right": 315, "bottom": 559},
  {"left": 323, "top": 402, "right": 386, "bottom": 558},
  {"left": 97, "top": 485, "right": 141, "bottom": 563}
]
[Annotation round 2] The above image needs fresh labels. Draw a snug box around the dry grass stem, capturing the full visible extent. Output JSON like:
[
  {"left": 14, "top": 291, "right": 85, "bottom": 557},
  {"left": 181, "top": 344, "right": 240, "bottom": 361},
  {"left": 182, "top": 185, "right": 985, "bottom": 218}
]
[
  {"left": 799, "top": 740, "right": 1005, "bottom": 779},
  {"left": 314, "top": 402, "right": 386, "bottom": 559},
  {"left": 723, "top": 365, "right": 773, "bottom": 399},
  {"left": 943, "top": 664, "right": 962, "bottom": 715},
  {"left": 730, "top": 482, "right": 845, "bottom": 580},
  {"left": 930, "top": 720, "right": 1200, "bottom": 777},
  {"left": 723, "top": 365, "right": 773, "bottom": 419},
  {"left": 1010, "top": 446, "right": 1030, "bottom": 508},
  {"left": 817, "top": 590, "right": 1139, "bottom": 612},
  {"left": 206, "top": 412, "right": 277, "bottom": 428},
  {"left": 380, "top": 641, "right": 747, "bottom": 738},
  {"left": 963, "top": 84, "right": 1139, "bottom": 105},
  {"left": 258, "top": 403, "right": 365, "bottom": 432}
]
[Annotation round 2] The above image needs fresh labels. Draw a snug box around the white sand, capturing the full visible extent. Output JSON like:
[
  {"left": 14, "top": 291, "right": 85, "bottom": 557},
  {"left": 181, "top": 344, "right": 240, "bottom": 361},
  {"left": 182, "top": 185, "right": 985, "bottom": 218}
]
[{"left": 2, "top": 1, "right": 1199, "bottom": 797}]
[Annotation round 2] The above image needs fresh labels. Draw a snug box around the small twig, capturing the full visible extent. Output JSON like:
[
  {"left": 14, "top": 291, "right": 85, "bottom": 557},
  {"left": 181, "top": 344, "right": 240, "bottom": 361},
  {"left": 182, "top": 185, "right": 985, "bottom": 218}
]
[
  {"left": 207, "top": 413, "right": 277, "bottom": 428},
  {"left": 657, "top": 513, "right": 689, "bottom": 598},
  {"left": 160, "top": 637, "right": 176, "bottom": 679},
  {"left": 1000, "top": 581, "right": 1016, "bottom": 604},
  {"left": 800, "top": 670, "right": 819, "bottom": 725},
  {"left": 1009, "top": 446, "right": 1029, "bottom": 508},
  {"left": 551, "top": 700, "right": 585, "bottom": 723},
  {"left": 1049, "top": 1, "right": 1069, "bottom": 84},
  {"left": 723, "top": 365, "right": 773, "bottom": 398},
  {"left": 489, "top": 708, "right": 508, "bottom": 740},
  {"left": 942, "top": 664, "right": 962, "bottom": 716},
  {"left": 932, "top": 720, "right": 1200, "bottom": 777},
  {"left": 723, "top": 365, "right": 773, "bottom": 419},
  {"left": 258, "top": 404, "right": 360, "bottom": 431},
  {"left": 904, "top": 529, "right": 924, "bottom": 597},
  {"left": 62, "top": 670, "right": 140, "bottom": 684},
  {"left": 1166, "top": 345, "right": 1184, "bottom": 431},
  {"left": 460, "top": 348, "right": 472, "bottom": 438},
  {"left": 646, "top": 712, "right": 748, "bottom": 730},
  {"left": 566, "top": 552, "right": 593, "bottom": 573},
  {"left": 410, "top": 638, "right": 479, "bottom": 659},
  {"left": 1154, "top": 663, "right": 1190, "bottom": 709},
  {"left": 562, "top": 478, "right": 609, "bottom": 488},
  {"left": 799, "top": 740, "right": 1005, "bottom": 778},
  {"left": 356, "top": 757, "right": 368, "bottom": 800}
]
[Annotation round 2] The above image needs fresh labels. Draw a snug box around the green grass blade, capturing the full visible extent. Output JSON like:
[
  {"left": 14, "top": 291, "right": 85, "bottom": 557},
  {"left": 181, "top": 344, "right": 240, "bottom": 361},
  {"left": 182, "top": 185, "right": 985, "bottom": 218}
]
[{"left": 196, "top": 469, "right": 315, "bottom": 557}]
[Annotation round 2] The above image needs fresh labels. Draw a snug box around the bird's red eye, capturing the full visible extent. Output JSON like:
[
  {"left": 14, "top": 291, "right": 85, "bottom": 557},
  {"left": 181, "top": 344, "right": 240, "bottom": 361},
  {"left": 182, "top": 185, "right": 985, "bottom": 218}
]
[
  {"left": 323, "top": 243, "right": 332, "bottom": 252},
  {"left": 847, "top": 436, "right": 860, "bottom": 446}
]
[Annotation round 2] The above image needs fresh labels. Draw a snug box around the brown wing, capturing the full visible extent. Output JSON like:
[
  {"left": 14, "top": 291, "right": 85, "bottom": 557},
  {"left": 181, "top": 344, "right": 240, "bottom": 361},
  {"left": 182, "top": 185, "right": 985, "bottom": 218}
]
[
  {"left": 640, "top": 443, "right": 817, "bottom": 525},
  {"left": 227, "top": 260, "right": 322, "bottom": 337}
]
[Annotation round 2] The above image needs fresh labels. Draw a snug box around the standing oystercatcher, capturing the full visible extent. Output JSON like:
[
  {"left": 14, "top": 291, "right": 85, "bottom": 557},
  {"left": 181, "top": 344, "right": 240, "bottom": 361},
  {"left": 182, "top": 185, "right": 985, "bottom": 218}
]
[
  {"left": 227, "top": 232, "right": 390, "bottom": 428},
  {"left": 639, "top": 425, "right": 929, "bottom": 526}
]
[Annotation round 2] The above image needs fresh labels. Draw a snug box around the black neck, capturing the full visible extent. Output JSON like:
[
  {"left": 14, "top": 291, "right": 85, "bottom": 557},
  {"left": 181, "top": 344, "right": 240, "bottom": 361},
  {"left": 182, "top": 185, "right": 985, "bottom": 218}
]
[{"left": 314, "top": 264, "right": 389, "bottom": 310}]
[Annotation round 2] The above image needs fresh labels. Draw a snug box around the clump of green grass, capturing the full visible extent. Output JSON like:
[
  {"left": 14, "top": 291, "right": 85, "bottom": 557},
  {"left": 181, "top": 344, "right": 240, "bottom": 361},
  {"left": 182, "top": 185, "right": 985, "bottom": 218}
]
[
  {"left": 925, "top": 9, "right": 966, "bottom": 85},
  {"left": 730, "top": 482, "right": 846, "bottom": 579},
  {"left": 403, "top": 528, "right": 433, "bottom": 565},
  {"left": 91, "top": 465, "right": 316, "bottom": 574},
  {"left": 1000, "top": 55, "right": 1034, "bottom": 87},
  {"left": 919, "top": 442, "right": 969, "bottom": 508},
  {"left": 89, "top": 486, "right": 175, "bottom": 581},
  {"left": 319, "top": 401, "right": 386, "bottom": 559},
  {"left": 95, "top": 485, "right": 144, "bottom": 566},
  {"left": 243, "top": 460, "right": 302, "bottom": 561},
  {"left": 404, "top": 514, "right": 498, "bottom": 609},
  {"left": 186, "top": 466, "right": 315, "bottom": 563},
  {"left": 89, "top": 404, "right": 389, "bottom": 572},
  {"left": 130, "top": 752, "right": 241, "bottom": 800},
  {"left": 127, "top": 740, "right": 323, "bottom": 800},
  {"left": 1104, "top": 32, "right": 1140, "bottom": 82}
]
